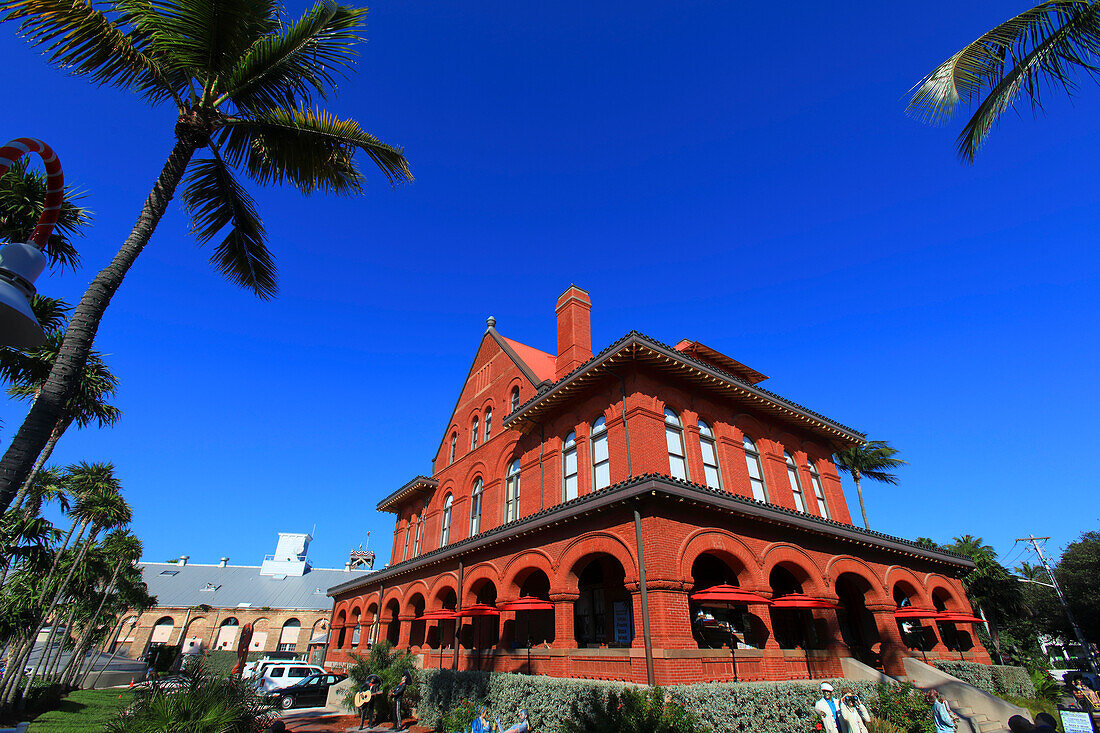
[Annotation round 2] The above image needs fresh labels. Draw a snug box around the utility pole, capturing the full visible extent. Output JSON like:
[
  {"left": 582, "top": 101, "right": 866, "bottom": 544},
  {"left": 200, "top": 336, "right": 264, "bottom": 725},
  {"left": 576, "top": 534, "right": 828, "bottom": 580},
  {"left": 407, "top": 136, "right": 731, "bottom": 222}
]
[{"left": 1017, "top": 535, "right": 1098, "bottom": 674}]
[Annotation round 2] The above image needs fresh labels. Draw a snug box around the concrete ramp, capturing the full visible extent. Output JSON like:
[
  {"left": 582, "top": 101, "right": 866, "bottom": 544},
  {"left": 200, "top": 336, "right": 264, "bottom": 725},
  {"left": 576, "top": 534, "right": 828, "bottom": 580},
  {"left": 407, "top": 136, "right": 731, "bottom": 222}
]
[{"left": 902, "top": 658, "right": 1027, "bottom": 733}]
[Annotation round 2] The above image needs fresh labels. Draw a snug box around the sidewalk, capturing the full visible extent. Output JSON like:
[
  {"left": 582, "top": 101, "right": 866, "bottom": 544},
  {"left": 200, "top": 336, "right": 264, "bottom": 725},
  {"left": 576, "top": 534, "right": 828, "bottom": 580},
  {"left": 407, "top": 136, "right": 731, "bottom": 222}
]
[{"left": 276, "top": 709, "right": 431, "bottom": 733}]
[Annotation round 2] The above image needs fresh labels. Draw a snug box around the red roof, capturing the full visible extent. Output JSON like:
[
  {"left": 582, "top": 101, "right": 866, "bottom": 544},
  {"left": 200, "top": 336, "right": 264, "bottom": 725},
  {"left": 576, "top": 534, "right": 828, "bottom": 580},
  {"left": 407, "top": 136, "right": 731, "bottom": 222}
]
[{"left": 501, "top": 336, "right": 556, "bottom": 382}]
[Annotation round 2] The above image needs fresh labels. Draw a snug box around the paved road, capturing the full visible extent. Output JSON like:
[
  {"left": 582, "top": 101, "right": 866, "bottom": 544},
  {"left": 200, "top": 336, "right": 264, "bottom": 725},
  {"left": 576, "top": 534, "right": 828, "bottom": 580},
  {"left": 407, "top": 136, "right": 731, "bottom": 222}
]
[{"left": 8, "top": 640, "right": 146, "bottom": 679}]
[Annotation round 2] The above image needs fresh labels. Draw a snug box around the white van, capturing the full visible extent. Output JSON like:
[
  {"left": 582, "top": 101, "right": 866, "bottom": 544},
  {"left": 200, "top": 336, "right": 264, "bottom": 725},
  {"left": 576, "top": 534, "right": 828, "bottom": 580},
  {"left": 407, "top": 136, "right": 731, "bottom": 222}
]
[{"left": 258, "top": 663, "right": 327, "bottom": 692}]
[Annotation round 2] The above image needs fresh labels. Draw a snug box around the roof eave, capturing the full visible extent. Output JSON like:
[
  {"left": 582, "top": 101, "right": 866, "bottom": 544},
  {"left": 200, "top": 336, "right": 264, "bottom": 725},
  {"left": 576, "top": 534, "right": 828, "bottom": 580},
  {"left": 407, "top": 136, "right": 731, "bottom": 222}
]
[{"left": 376, "top": 476, "right": 439, "bottom": 513}]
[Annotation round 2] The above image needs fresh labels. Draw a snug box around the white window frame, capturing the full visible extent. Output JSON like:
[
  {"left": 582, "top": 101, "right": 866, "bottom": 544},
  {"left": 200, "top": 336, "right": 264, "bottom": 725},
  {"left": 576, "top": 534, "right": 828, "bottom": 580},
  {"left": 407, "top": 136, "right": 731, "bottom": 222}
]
[
  {"left": 402, "top": 520, "right": 411, "bottom": 561},
  {"left": 449, "top": 433, "right": 456, "bottom": 465},
  {"left": 505, "top": 459, "right": 521, "bottom": 522},
  {"left": 664, "top": 409, "right": 689, "bottom": 481},
  {"left": 469, "top": 479, "right": 483, "bottom": 536},
  {"left": 413, "top": 513, "right": 423, "bottom": 555},
  {"left": 471, "top": 416, "right": 479, "bottom": 451},
  {"left": 784, "top": 451, "right": 807, "bottom": 513},
  {"left": 563, "top": 432, "right": 578, "bottom": 501},
  {"left": 698, "top": 420, "right": 722, "bottom": 490},
  {"left": 510, "top": 387, "right": 519, "bottom": 413},
  {"left": 807, "top": 460, "right": 830, "bottom": 519},
  {"left": 591, "top": 416, "right": 610, "bottom": 491},
  {"left": 440, "top": 494, "right": 453, "bottom": 546},
  {"left": 484, "top": 408, "right": 492, "bottom": 442},
  {"left": 742, "top": 435, "right": 769, "bottom": 502}
]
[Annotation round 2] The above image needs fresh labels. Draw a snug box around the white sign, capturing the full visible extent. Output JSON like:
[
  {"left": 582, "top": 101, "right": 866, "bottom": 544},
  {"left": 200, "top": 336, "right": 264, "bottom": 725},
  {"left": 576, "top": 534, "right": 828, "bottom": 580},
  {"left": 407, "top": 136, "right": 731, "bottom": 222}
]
[{"left": 1059, "top": 709, "right": 1097, "bottom": 733}]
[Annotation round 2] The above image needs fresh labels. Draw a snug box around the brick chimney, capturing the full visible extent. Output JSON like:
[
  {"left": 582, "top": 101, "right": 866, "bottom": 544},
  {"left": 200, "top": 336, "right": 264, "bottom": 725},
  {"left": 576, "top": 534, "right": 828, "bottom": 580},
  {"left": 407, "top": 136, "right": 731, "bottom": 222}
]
[{"left": 555, "top": 286, "right": 592, "bottom": 380}]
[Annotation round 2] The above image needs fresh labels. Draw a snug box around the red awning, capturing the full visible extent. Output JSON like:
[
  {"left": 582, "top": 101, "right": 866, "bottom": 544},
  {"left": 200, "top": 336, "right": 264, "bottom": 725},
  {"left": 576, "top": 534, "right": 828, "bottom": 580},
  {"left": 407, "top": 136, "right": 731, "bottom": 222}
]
[
  {"left": 771, "top": 593, "right": 839, "bottom": 610},
  {"left": 893, "top": 607, "right": 939, "bottom": 619},
  {"left": 419, "top": 609, "right": 459, "bottom": 621},
  {"left": 689, "top": 584, "right": 772, "bottom": 605},
  {"left": 935, "top": 612, "right": 986, "bottom": 625},
  {"left": 456, "top": 604, "right": 501, "bottom": 618},
  {"left": 498, "top": 596, "right": 554, "bottom": 611}
]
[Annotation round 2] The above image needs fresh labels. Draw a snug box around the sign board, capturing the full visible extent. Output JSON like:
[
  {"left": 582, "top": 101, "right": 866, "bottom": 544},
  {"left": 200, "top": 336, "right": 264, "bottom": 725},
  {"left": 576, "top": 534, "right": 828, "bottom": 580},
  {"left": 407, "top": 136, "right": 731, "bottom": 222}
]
[
  {"left": 613, "top": 602, "right": 631, "bottom": 645},
  {"left": 1059, "top": 708, "right": 1099, "bottom": 733}
]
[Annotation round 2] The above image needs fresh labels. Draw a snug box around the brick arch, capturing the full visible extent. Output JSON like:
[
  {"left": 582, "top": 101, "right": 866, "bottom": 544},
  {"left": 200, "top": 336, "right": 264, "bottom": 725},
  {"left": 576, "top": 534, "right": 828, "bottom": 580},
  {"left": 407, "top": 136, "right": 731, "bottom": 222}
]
[
  {"left": 334, "top": 608, "right": 348, "bottom": 626},
  {"left": 678, "top": 529, "right": 767, "bottom": 591},
  {"left": 731, "top": 413, "right": 769, "bottom": 441},
  {"left": 501, "top": 549, "right": 556, "bottom": 598},
  {"left": 885, "top": 566, "right": 932, "bottom": 607},
  {"left": 761, "top": 543, "right": 827, "bottom": 596},
  {"left": 333, "top": 600, "right": 353, "bottom": 619},
  {"left": 380, "top": 589, "right": 404, "bottom": 612},
  {"left": 404, "top": 591, "right": 427, "bottom": 616},
  {"left": 555, "top": 531, "right": 638, "bottom": 589},
  {"left": 428, "top": 572, "right": 460, "bottom": 607},
  {"left": 554, "top": 410, "right": 584, "bottom": 439},
  {"left": 479, "top": 396, "right": 497, "bottom": 413},
  {"left": 657, "top": 396, "right": 690, "bottom": 420},
  {"left": 825, "top": 556, "right": 889, "bottom": 605},
  {"left": 493, "top": 438, "right": 525, "bottom": 479},
  {"left": 925, "top": 574, "right": 966, "bottom": 612},
  {"left": 401, "top": 580, "right": 430, "bottom": 608},
  {"left": 462, "top": 562, "right": 503, "bottom": 606}
]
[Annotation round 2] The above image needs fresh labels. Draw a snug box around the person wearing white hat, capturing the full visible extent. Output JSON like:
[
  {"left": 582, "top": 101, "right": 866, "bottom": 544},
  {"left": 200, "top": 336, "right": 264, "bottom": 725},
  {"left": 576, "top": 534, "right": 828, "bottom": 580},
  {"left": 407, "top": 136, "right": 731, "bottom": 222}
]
[{"left": 815, "top": 682, "right": 842, "bottom": 733}]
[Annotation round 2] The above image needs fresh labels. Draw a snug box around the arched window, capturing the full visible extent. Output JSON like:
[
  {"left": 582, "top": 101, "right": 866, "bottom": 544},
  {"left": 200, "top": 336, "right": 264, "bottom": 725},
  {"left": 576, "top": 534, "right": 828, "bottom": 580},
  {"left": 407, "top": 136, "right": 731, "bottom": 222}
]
[
  {"left": 510, "top": 387, "right": 520, "bottom": 414},
  {"left": 505, "top": 459, "right": 521, "bottom": 522},
  {"left": 440, "top": 494, "right": 453, "bottom": 546},
  {"left": 469, "top": 479, "right": 483, "bottom": 535},
  {"left": 449, "top": 433, "right": 457, "bottom": 465},
  {"left": 562, "top": 432, "right": 578, "bottom": 501},
  {"left": 807, "top": 460, "right": 830, "bottom": 519},
  {"left": 402, "top": 518, "right": 412, "bottom": 561},
  {"left": 742, "top": 435, "right": 769, "bottom": 502},
  {"left": 664, "top": 409, "right": 689, "bottom": 480},
  {"left": 471, "top": 416, "right": 479, "bottom": 451},
  {"left": 698, "top": 420, "right": 722, "bottom": 490},
  {"left": 484, "top": 408, "right": 492, "bottom": 442},
  {"left": 413, "top": 513, "right": 423, "bottom": 555},
  {"left": 278, "top": 619, "right": 301, "bottom": 651},
  {"left": 591, "top": 416, "right": 610, "bottom": 491},
  {"left": 784, "top": 451, "right": 807, "bottom": 512}
]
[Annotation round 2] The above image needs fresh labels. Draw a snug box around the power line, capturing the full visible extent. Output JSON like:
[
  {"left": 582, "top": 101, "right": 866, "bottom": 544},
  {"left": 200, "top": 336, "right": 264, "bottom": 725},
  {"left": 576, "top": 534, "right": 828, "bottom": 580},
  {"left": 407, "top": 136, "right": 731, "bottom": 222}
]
[{"left": 1017, "top": 535, "right": 1098, "bottom": 674}]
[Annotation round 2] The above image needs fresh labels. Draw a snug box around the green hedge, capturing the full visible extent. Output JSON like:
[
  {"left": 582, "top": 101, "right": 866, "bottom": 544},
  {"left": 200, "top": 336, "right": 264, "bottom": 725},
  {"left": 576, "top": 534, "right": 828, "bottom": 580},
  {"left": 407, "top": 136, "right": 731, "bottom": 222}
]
[
  {"left": 931, "top": 661, "right": 1035, "bottom": 698},
  {"left": 418, "top": 669, "right": 881, "bottom": 733}
]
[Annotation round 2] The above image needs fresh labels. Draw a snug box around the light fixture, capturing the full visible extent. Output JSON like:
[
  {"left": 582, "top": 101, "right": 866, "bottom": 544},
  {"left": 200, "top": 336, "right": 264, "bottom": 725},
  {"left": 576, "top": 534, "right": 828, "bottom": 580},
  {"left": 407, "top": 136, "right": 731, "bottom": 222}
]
[{"left": 0, "top": 138, "right": 63, "bottom": 349}]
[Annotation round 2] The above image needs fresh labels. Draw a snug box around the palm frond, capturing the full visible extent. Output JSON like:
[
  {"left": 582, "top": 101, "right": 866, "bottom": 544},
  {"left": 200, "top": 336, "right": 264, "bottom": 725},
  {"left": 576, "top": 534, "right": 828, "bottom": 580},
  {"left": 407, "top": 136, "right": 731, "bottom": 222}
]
[
  {"left": 0, "top": 157, "right": 91, "bottom": 271},
  {"left": 220, "top": 106, "right": 412, "bottom": 195},
  {"left": 0, "top": 0, "right": 182, "bottom": 104},
  {"left": 221, "top": 0, "right": 367, "bottom": 114},
  {"left": 143, "top": 0, "right": 279, "bottom": 94},
  {"left": 181, "top": 157, "right": 277, "bottom": 299},
  {"left": 908, "top": 0, "right": 1100, "bottom": 161}
]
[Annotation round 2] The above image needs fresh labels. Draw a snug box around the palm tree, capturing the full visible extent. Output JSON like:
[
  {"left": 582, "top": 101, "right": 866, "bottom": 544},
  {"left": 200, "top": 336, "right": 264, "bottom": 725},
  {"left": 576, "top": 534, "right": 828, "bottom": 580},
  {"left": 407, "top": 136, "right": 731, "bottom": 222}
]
[
  {"left": 0, "top": 155, "right": 89, "bottom": 271},
  {"left": 833, "top": 440, "right": 906, "bottom": 530},
  {"left": 944, "top": 534, "right": 1023, "bottom": 661},
  {"left": 59, "top": 529, "right": 142, "bottom": 689},
  {"left": 0, "top": 0, "right": 412, "bottom": 510},
  {"left": 17, "top": 469, "right": 129, "bottom": 704},
  {"left": 907, "top": 1, "right": 1100, "bottom": 162}
]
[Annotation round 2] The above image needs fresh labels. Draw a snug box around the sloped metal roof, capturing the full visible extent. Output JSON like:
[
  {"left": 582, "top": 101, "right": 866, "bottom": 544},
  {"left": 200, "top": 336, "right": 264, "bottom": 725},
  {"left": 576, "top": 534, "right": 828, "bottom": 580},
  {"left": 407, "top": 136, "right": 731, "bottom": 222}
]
[{"left": 140, "top": 562, "right": 370, "bottom": 611}]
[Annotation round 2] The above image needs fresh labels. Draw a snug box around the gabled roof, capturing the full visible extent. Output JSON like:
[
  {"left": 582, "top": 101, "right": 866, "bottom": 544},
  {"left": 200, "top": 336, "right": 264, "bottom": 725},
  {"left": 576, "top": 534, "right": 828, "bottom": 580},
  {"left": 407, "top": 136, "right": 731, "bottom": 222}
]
[
  {"left": 499, "top": 335, "right": 555, "bottom": 383},
  {"left": 502, "top": 331, "right": 864, "bottom": 447},
  {"left": 675, "top": 340, "right": 768, "bottom": 385},
  {"left": 377, "top": 476, "right": 438, "bottom": 513}
]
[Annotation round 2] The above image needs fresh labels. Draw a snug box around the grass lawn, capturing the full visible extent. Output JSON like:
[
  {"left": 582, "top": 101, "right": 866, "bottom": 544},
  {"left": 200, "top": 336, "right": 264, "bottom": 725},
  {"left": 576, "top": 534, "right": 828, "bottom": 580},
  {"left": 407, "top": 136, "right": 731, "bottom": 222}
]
[{"left": 29, "top": 689, "right": 132, "bottom": 732}]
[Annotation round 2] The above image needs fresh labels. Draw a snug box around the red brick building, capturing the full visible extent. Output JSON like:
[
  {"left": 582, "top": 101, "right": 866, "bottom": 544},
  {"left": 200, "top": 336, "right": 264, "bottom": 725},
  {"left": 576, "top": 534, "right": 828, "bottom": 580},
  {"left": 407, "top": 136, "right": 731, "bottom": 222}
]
[{"left": 326, "top": 287, "right": 990, "bottom": 684}]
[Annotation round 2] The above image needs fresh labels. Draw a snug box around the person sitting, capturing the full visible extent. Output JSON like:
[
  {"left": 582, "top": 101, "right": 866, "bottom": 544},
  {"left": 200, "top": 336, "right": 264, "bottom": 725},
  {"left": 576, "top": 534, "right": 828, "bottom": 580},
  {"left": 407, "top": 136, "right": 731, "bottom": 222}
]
[
  {"left": 469, "top": 706, "right": 492, "bottom": 733},
  {"left": 497, "top": 708, "right": 530, "bottom": 733}
]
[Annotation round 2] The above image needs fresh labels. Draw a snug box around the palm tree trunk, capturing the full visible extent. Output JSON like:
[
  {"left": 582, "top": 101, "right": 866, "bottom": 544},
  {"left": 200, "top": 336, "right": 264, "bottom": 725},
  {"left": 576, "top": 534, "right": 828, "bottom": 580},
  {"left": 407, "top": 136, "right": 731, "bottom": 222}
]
[
  {"left": 38, "top": 516, "right": 82, "bottom": 599},
  {"left": 0, "top": 134, "right": 200, "bottom": 512},
  {"left": 41, "top": 601, "right": 79, "bottom": 682},
  {"left": 19, "top": 525, "right": 98, "bottom": 705},
  {"left": 61, "top": 559, "right": 123, "bottom": 689},
  {"left": 10, "top": 419, "right": 68, "bottom": 517},
  {"left": 0, "top": 638, "right": 32, "bottom": 705},
  {"left": 89, "top": 615, "right": 128, "bottom": 691},
  {"left": 853, "top": 470, "right": 870, "bottom": 529}
]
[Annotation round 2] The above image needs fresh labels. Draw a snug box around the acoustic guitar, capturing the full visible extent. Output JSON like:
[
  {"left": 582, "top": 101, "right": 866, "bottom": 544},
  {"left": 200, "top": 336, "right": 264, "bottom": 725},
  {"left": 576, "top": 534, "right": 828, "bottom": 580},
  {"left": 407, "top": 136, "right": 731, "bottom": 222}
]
[{"left": 355, "top": 690, "right": 373, "bottom": 707}]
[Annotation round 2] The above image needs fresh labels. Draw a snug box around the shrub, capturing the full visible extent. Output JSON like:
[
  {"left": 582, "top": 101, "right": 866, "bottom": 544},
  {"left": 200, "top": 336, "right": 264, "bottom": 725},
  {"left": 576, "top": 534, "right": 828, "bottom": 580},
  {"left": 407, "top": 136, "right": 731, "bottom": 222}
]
[
  {"left": 441, "top": 698, "right": 480, "bottom": 733},
  {"left": 867, "top": 718, "right": 906, "bottom": 733},
  {"left": 341, "top": 641, "right": 420, "bottom": 723},
  {"left": 931, "top": 661, "right": 1036, "bottom": 698},
  {"left": 105, "top": 665, "right": 276, "bottom": 733},
  {"left": 1029, "top": 669, "right": 1060, "bottom": 702},
  {"left": 561, "top": 685, "right": 704, "bottom": 733},
  {"left": 868, "top": 682, "right": 934, "bottom": 733}
]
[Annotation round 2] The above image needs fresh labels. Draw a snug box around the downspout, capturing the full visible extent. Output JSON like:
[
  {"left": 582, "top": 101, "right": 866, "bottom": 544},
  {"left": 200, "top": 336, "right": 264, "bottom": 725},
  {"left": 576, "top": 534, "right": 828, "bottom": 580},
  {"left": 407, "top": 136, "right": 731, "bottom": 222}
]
[
  {"left": 520, "top": 417, "right": 546, "bottom": 510},
  {"left": 605, "top": 367, "right": 632, "bottom": 476},
  {"left": 632, "top": 503, "right": 654, "bottom": 685},
  {"left": 453, "top": 560, "right": 464, "bottom": 669}
]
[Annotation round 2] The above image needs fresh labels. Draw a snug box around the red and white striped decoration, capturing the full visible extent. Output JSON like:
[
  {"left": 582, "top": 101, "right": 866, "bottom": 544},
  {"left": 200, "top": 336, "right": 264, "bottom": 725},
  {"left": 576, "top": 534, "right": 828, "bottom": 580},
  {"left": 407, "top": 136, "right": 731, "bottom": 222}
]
[{"left": 0, "top": 138, "right": 64, "bottom": 248}]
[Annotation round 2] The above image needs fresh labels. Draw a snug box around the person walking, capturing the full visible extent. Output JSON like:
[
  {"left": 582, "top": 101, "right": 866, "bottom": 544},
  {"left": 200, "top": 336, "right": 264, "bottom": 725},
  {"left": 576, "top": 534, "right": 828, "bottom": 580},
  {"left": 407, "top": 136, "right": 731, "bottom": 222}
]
[
  {"left": 390, "top": 672, "right": 410, "bottom": 731},
  {"left": 838, "top": 688, "right": 870, "bottom": 733},
  {"left": 815, "top": 682, "right": 842, "bottom": 733},
  {"left": 932, "top": 690, "right": 958, "bottom": 733}
]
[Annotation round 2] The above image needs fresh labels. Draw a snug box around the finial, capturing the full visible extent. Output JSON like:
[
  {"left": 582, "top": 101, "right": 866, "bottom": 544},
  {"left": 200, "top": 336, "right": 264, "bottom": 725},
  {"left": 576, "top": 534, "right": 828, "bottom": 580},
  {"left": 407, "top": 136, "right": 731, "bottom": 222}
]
[{"left": 486, "top": 316, "right": 496, "bottom": 328}]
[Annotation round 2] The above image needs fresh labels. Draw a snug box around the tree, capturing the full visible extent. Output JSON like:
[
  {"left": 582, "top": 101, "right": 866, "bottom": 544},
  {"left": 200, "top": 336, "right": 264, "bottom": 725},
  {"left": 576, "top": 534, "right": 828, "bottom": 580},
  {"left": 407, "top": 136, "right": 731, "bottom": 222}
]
[
  {"left": 944, "top": 534, "right": 1027, "bottom": 663},
  {"left": 1028, "top": 531, "right": 1100, "bottom": 649},
  {"left": 343, "top": 641, "right": 419, "bottom": 724},
  {"left": 907, "top": 1, "right": 1100, "bottom": 162},
  {"left": 833, "top": 440, "right": 906, "bottom": 529},
  {"left": 0, "top": 155, "right": 89, "bottom": 270},
  {"left": 0, "top": 0, "right": 413, "bottom": 511}
]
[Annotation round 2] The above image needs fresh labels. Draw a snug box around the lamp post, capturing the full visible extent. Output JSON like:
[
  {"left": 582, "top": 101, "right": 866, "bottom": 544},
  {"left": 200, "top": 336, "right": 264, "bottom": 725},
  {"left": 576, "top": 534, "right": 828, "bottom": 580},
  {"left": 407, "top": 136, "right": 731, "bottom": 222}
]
[{"left": 0, "top": 138, "right": 64, "bottom": 348}]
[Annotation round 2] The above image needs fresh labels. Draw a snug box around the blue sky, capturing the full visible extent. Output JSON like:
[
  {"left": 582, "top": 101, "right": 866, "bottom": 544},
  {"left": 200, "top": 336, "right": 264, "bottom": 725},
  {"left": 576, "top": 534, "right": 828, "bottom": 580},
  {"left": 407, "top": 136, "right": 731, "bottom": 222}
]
[{"left": 2, "top": 0, "right": 1097, "bottom": 572}]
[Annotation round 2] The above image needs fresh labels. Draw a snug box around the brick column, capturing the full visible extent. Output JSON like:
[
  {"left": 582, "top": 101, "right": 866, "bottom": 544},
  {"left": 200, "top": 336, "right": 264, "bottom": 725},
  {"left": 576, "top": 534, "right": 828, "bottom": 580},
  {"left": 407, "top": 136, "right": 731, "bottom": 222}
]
[
  {"left": 750, "top": 604, "right": 780, "bottom": 650},
  {"left": 630, "top": 580, "right": 694, "bottom": 648},
  {"left": 550, "top": 592, "right": 578, "bottom": 649},
  {"left": 397, "top": 615, "right": 414, "bottom": 650},
  {"left": 822, "top": 601, "right": 850, "bottom": 656},
  {"left": 869, "top": 604, "right": 908, "bottom": 676}
]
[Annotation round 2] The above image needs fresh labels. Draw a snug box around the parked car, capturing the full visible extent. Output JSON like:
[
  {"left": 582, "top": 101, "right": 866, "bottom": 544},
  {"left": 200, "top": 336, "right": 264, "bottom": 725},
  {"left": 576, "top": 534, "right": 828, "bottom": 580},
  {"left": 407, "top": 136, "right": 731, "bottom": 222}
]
[
  {"left": 257, "top": 663, "right": 327, "bottom": 692},
  {"left": 264, "top": 672, "right": 346, "bottom": 710},
  {"left": 243, "top": 653, "right": 301, "bottom": 680}
]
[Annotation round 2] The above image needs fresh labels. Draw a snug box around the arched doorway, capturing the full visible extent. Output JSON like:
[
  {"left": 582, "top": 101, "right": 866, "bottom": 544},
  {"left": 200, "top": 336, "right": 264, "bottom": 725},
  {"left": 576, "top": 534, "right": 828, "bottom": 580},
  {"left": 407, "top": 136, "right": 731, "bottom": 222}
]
[
  {"left": 334, "top": 610, "right": 348, "bottom": 649},
  {"left": 513, "top": 569, "right": 554, "bottom": 647},
  {"left": 893, "top": 582, "right": 936, "bottom": 652},
  {"left": 461, "top": 580, "right": 499, "bottom": 652},
  {"left": 215, "top": 618, "right": 239, "bottom": 650},
  {"left": 688, "top": 553, "right": 759, "bottom": 649},
  {"left": 349, "top": 608, "right": 361, "bottom": 649},
  {"left": 768, "top": 566, "right": 822, "bottom": 650},
  {"left": 573, "top": 556, "right": 632, "bottom": 648},
  {"left": 407, "top": 594, "right": 426, "bottom": 648},
  {"left": 181, "top": 617, "right": 207, "bottom": 656},
  {"left": 385, "top": 600, "right": 401, "bottom": 646},
  {"left": 835, "top": 573, "right": 881, "bottom": 666}
]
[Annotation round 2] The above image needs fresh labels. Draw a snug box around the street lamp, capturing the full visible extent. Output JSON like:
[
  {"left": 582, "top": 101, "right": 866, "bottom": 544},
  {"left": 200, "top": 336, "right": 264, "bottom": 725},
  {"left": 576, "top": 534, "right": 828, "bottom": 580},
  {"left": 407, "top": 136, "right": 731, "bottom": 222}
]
[{"left": 0, "top": 138, "right": 64, "bottom": 349}]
